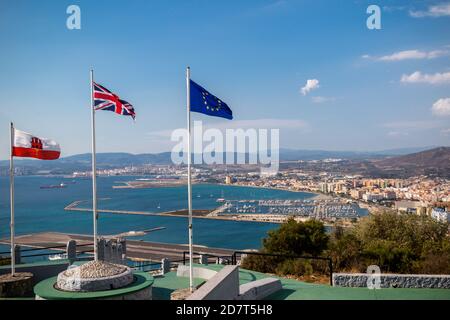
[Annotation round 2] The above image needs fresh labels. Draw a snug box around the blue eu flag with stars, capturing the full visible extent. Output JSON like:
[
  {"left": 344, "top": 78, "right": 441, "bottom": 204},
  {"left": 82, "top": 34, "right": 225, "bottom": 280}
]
[{"left": 190, "top": 80, "right": 233, "bottom": 120}]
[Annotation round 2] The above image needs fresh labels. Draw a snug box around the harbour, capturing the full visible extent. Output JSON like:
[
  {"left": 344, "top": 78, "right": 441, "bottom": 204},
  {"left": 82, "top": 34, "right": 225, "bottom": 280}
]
[{"left": 63, "top": 197, "right": 362, "bottom": 227}]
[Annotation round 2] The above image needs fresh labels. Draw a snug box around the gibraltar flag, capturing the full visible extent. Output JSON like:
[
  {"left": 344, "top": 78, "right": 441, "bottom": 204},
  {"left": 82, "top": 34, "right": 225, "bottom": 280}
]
[{"left": 12, "top": 129, "right": 60, "bottom": 160}]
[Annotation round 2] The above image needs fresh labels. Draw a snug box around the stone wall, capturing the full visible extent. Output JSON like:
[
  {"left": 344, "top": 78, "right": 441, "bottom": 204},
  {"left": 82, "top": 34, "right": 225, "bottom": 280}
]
[{"left": 333, "top": 273, "right": 450, "bottom": 289}]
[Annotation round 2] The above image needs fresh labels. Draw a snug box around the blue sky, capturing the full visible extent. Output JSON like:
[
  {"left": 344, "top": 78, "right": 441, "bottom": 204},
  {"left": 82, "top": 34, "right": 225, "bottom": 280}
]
[{"left": 0, "top": 0, "right": 449, "bottom": 159}]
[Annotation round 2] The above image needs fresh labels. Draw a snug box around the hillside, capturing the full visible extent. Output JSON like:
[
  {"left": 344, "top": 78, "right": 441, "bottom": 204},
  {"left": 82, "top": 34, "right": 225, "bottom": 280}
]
[
  {"left": 371, "top": 147, "right": 450, "bottom": 178},
  {"left": 0, "top": 147, "right": 448, "bottom": 178}
]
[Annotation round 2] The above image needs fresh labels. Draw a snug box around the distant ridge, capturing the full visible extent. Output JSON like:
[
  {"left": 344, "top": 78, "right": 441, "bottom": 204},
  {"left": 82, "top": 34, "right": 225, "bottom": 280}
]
[
  {"left": 371, "top": 147, "right": 450, "bottom": 178},
  {"left": 1, "top": 146, "right": 436, "bottom": 165},
  {"left": 0, "top": 146, "right": 448, "bottom": 177},
  {"left": 61, "top": 152, "right": 173, "bottom": 165},
  {"left": 278, "top": 146, "right": 435, "bottom": 161}
]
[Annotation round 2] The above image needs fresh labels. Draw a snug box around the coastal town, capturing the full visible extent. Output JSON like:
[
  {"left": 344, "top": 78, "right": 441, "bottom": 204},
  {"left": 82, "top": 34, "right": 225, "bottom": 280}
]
[
  {"left": 67, "top": 158, "right": 450, "bottom": 226},
  {"left": 227, "top": 170, "right": 450, "bottom": 222}
]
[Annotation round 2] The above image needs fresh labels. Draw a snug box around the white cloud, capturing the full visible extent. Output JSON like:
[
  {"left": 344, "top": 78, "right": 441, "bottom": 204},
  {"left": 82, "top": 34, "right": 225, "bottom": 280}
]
[
  {"left": 387, "top": 131, "right": 409, "bottom": 137},
  {"left": 410, "top": 3, "right": 450, "bottom": 17},
  {"left": 300, "top": 79, "right": 319, "bottom": 95},
  {"left": 382, "top": 5, "right": 408, "bottom": 13},
  {"left": 427, "top": 50, "right": 450, "bottom": 58},
  {"left": 441, "top": 128, "right": 450, "bottom": 135},
  {"left": 311, "top": 96, "right": 336, "bottom": 103},
  {"left": 376, "top": 49, "right": 448, "bottom": 61},
  {"left": 400, "top": 71, "right": 450, "bottom": 85},
  {"left": 432, "top": 98, "right": 450, "bottom": 116}
]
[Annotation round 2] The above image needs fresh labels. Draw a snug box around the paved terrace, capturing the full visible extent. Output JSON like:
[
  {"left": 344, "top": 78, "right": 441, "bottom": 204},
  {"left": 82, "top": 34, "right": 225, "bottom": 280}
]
[
  {"left": 1, "top": 261, "right": 449, "bottom": 300},
  {"left": 153, "top": 264, "right": 450, "bottom": 300},
  {"left": 0, "top": 232, "right": 234, "bottom": 262}
]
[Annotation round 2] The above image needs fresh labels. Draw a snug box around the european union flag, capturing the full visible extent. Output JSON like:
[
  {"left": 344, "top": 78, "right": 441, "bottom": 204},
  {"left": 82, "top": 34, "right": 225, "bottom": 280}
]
[{"left": 190, "top": 80, "right": 233, "bottom": 120}]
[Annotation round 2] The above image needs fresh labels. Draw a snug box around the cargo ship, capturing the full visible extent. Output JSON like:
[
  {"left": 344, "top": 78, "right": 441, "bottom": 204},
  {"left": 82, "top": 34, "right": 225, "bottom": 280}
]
[{"left": 40, "top": 183, "right": 67, "bottom": 189}]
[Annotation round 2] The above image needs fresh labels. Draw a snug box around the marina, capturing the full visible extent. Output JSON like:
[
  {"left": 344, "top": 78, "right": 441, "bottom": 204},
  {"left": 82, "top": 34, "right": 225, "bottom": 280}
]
[
  {"left": 212, "top": 199, "right": 361, "bottom": 220},
  {"left": 64, "top": 197, "right": 362, "bottom": 226}
]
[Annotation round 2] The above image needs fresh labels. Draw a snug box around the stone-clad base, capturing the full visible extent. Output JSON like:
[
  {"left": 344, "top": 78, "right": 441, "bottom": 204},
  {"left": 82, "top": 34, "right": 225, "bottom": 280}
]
[
  {"left": 333, "top": 273, "right": 450, "bottom": 289},
  {"left": 56, "top": 261, "right": 133, "bottom": 292},
  {"left": 0, "top": 272, "right": 34, "bottom": 297}
]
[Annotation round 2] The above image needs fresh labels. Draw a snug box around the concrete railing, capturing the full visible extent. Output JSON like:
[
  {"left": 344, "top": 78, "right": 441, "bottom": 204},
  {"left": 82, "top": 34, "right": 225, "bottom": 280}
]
[
  {"left": 177, "top": 265, "right": 218, "bottom": 280},
  {"left": 180, "top": 265, "right": 283, "bottom": 300},
  {"left": 238, "top": 278, "right": 282, "bottom": 300}
]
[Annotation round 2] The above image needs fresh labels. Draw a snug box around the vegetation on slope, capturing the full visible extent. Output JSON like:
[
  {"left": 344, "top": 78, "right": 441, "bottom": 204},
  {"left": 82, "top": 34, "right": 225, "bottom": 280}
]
[{"left": 241, "top": 213, "right": 450, "bottom": 279}]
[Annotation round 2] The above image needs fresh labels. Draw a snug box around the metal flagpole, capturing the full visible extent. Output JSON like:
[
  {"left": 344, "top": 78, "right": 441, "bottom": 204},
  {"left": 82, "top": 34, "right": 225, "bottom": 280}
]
[
  {"left": 186, "top": 66, "right": 194, "bottom": 291},
  {"left": 9, "top": 122, "right": 15, "bottom": 276},
  {"left": 90, "top": 69, "right": 98, "bottom": 261}
]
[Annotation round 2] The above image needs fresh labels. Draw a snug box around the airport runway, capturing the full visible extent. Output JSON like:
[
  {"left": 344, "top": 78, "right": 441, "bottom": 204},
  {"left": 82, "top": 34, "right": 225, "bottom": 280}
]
[{"left": 0, "top": 232, "right": 236, "bottom": 262}]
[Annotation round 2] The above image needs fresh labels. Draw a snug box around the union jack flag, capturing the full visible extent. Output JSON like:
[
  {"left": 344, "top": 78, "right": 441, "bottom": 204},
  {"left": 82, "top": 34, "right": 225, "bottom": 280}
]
[{"left": 93, "top": 82, "right": 136, "bottom": 120}]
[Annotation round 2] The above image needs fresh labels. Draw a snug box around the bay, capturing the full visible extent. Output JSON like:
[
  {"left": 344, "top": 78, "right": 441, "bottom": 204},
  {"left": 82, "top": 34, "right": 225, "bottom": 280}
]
[{"left": 0, "top": 176, "right": 318, "bottom": 251}]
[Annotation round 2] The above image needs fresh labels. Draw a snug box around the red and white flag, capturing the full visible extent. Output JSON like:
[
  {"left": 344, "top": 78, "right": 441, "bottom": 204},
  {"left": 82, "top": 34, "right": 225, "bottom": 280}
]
[{"left": 12, "top": 128, "right": 60, "bottom": 160}]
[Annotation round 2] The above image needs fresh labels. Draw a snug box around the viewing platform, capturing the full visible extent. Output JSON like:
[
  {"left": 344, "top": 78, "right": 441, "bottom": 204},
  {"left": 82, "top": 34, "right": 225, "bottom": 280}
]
[{"left": 1, "top": 261, "right": 448, "bottom": 300}]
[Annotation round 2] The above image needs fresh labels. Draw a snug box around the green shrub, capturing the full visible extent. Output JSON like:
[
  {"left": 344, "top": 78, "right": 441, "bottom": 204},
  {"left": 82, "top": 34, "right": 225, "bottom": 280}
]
[
  {"left": 263, "top": 218, "right": 329, "bottom": 256},
  {"left": 241, "top": 254, "right": 282, "bottom": 274},
  {"left": 0, "top": 256, "right": 10, "bottom": 266},
  {"left": 330, "top": 212, "right": 450, "bottom": 274},
  {"left": 241, "top": 218, "right": 329, "bottom": 276},
  {"left": 275, "top": 259, "right": 313, "bottom": 276},
  {"left": 242, "top": 213, "right": 450, "bottom": 278}
]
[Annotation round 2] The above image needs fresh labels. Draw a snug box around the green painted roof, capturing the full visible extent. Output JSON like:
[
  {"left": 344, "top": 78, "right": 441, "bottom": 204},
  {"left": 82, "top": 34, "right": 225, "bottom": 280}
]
[
  {"left": 152, "top": 264, "right": 450, "bottom": 300},
  {"left": 152, "top": 273, "right": 205, "bottom": 300},
  {"left": 34, "top": 272, "right": 153, "bottom": 300},
  {"left": 3, "top": 261, "right": 449, "bottom": 300}
]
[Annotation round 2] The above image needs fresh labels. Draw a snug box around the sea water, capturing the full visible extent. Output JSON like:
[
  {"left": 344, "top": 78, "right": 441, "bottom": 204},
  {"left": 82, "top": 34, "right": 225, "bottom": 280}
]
[
  {"left": 0, "top": 176, "right": 324, "bottom": 251},
  {"left": 0, "top": 176, "right": 367, "bottom": 252}
]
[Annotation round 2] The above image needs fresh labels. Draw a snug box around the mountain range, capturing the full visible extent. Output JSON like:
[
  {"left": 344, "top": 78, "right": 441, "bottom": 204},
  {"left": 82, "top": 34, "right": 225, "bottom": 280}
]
[
  {"left": 0, "top": 146, "right": 448, "bottom": 178},
  {"left": 371, "top": 147, "right": 450, "bottom": 178}
]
